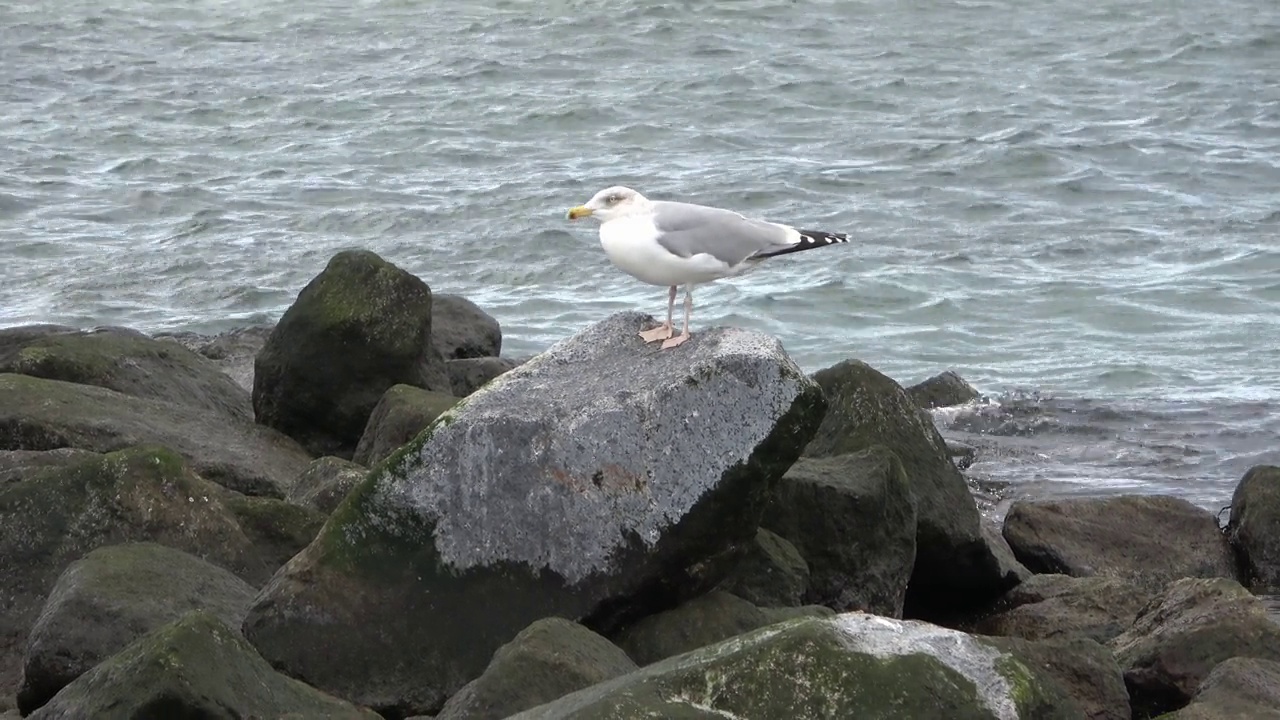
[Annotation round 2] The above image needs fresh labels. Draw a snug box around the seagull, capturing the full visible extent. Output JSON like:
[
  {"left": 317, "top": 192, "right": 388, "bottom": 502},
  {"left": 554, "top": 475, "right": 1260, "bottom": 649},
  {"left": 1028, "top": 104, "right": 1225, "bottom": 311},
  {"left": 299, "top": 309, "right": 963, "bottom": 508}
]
[{"left": 568, "top": 186, "right": 851, "bottom": 349}]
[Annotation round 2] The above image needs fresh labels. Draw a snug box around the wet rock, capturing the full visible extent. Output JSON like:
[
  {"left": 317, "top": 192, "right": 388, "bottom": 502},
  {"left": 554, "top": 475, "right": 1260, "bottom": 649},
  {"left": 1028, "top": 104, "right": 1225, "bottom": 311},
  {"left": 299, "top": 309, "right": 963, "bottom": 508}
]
[
  {"left": 803, "top": 359, "right": 1016, "bottom": 617},
  {"left": 288, "top": 456, "right": 368, "bottom": 515},
  {"left": 224, "top": 495, "right": 325, "bottom": 571},
  {"left": 0, "top": 449, "right": 97, "bottom": 485},
  {"left": 762, "top": 447, "right": 917, "bottom": 616},
  {"left": 1109, "top": 577, "right": 1280, "bottom": 719},
  {"left": 0, "top": 326, "right": 253, "bottom": 422},
  {"left": 242, "top": 312, "right": 826, "bottom": 716},
  {"left": 28, "top": 612, "right": 379, "bottom": 720},
  {"left": 1226, "top": 465, "right": 1280, "bottom": 591},
  {"left": 0, "top": 446, "right": 261, "bottom": 700},
  {"left": 907, "top": 370, "right": 981, "bottom": 409},
  {"left": 716, "top": 528, "right": 809, "bottom": 608},
  {"left": 435, "top": 618, "right": 636, "bottom": 720},
  {"left": 16, "top": 543, "right": 257, "bottom": 714},
  {"left": 252, "top": 250, "right": 451, "bottom": 458},
  {"left": 156, "top": 325, "right": 273, "bottom": 393},
  {"left": 512, "top": 612, "right": 1084, "bottom": 719},
  {"left": 983, "top": 635, "right": 1129, "bottom": 720},
  {"left": 447, "top": 356, "right": 525, "bottom": 397},
  {"left": 947, "top": 438, "right": 978, "bottom": 470},
  {"left": 0, "top": 373, "right": 312, "bottom": 497},
  {"left": 975, "top": 573, "right": 1153, "bottom": 644},
  {"left": 1003, "top": 495, "right": 1238, "bottom": 590},
  {"left": 352, "top": 384, "right": 460, "bottom": 467},
  {"left": 431, "top": 294, "right": 502, "bottom": 360},
  {"left": 1161, "top": 657, "right": 1280, "bottom": 720}
]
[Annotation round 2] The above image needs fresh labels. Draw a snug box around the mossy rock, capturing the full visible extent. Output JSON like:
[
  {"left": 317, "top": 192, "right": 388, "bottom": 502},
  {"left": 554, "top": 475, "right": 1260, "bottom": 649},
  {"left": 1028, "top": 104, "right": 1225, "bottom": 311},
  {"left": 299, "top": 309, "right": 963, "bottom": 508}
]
[
  {"left": 1157, "top": 657, "right": 1280, "bottom": 720},
  {"left": 716, "top": 528, "right": 810, "bottom": 608},
  {"left": 1226, "top": 465, "right": 1280, "bottom": 592},
  {"left": 0, "top": 326, "right": 252, "bottom": 421},
  {"left": 431, "top": 294, "right": 502, "bottom": 360},
  {"left": 974, "top": 573, "right": 1154, "bottom": 644},
  {"left": 288, "top": 456, "right": 368, "bottom": 515},
  {"left": 17, "top": 542, "right": 258, "bottom": 714},
  {"left": 511, "top": 613, "right": 1083, "bottom": 719},
  {"left": 225, "top": 495, "right": 326, "bottom": 571},
  {"left": 352, "top": 384, "right": 460, "bottom": 467},
  {"left": 28, "top": 611, "right": 380, "bottom": 719},
  {"left": 252, "top": 250, "right": 451, "bottom": 458},
  {"left": 0, "top": 446, "right": 262, "bottom": 699}
]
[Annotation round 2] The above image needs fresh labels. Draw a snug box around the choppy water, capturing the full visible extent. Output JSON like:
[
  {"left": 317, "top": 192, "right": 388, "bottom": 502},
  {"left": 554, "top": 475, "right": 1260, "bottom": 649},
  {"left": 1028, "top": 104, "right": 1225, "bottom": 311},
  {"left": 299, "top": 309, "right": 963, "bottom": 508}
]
[{"left": 2, "top": 0, "right": 1278, "bottom": 513}]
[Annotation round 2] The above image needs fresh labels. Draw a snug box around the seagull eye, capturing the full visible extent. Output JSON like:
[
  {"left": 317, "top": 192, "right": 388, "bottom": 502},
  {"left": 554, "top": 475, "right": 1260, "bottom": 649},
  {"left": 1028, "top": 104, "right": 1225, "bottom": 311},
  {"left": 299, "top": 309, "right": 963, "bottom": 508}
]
[{"left": 606, "top": 194, "right": 621, "bottom": 204}]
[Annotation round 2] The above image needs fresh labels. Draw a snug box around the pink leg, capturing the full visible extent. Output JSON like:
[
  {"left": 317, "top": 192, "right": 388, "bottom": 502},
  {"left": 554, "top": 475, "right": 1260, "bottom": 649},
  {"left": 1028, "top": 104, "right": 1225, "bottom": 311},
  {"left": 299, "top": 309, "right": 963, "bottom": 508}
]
[
  {"left": 639, "top": 285, "right": 677, "bottom": 343},
  {"left": 661, "top": 286, "right": 693, "bottom": 349}
]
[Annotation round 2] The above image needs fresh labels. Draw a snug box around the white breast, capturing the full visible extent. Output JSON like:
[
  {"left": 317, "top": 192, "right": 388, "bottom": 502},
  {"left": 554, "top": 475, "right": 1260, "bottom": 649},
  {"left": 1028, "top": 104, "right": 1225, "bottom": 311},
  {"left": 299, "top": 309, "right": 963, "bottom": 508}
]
[{"left": 599, "top": 216, "right": 734, "bottom": 287}]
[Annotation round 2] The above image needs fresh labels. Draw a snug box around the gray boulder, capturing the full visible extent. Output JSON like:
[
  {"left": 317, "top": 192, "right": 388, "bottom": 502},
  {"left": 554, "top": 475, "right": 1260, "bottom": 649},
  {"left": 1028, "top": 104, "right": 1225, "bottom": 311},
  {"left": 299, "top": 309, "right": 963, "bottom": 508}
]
[
  {"left": 28, "top": 612, "right": 379, "bottom": 720},
  {"left": 431, "top": 294, "right": 502, "bottom": 360},
  {"left": 352, "top": 384, "right": 460, "bottom": 467},
  {"left": 906, "top": 370, "right": 981, "bottom": 409},
  {"left": 1160, "top": 657, "right": 1280, "bottom": 720},
  {"left": 447, "top": 356, "right": 525, "bottom": 397},
  {"left": 0, "top": 449, "right": 97, "bottom": 485},
  {"left": 763, "top": 446, "right": 917, "bottom": 616},
  {"left": 436, "top": 618, "right": 636, "bottom": 720},
  {"left": 803, "top": 359, "right": 1016, "bottom": 616},
  {"left": 716, "top": 528, "right": 809, "bottom": 608},
  {"left": 17, "top": 543, "right": 258, "bottom": 714},
  {"left": 1225, "top": 465, "right": 1280, "bottom": 591},
  {"left": 156, "top": 325, "right": 273, "bottom": 393},
  {"left": 975, "top": 573, "right": 1153, "bottom": 644},
  {"left": 0, "top": 446, "right": 262, "bottom": 702},
  {"left": 224, "top": 495, "right": 326, "bottom": 571},
  {"left": 0, "top": 372, "right": 312, "bottom": 497},
  {"left": 1109, "top": 577, "right": 1280, "bottom": 719},
  {"left": 1004, "top": 495, "right": 1238, "bottom": 590},
  {"left": 0, "top": 326, "right": 252, "bottom": 421},
  {"left": 252, "top": 250, "right": 451, "bottom": 457},
  {"left": 242, "top": 312, "right": 827, "bottom": 716},
  {"left": 983, "top": 635, "right": 1129, "bottom": 720},
  {"left": 289, "top": 456, "right": 368, "bottom": 515},
  {"left": 512, "top": 612, "right": 1085, "bottom": 719}
]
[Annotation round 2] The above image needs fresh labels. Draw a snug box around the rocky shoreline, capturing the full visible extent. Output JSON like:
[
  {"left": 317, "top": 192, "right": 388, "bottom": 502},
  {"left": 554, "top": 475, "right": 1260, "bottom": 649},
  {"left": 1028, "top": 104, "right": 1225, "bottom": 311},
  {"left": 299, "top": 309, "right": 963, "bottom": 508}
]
[{"left": 2, "top": 249, "right": 1279, "bottom": 719}]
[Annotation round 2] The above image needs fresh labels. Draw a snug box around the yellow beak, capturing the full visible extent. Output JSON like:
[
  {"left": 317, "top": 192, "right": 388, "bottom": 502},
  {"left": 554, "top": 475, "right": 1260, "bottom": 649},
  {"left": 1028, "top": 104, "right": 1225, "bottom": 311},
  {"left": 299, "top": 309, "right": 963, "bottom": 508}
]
[{"left": 567, "top": 205, "right": 593, "bottom": 220}]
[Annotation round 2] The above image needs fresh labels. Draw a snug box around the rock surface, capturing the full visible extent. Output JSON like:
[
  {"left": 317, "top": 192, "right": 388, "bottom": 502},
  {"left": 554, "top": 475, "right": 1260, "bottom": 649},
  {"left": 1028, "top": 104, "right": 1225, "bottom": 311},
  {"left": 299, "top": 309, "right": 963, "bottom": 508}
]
[
  {"left": 906, "top": 370, "right": 981, "bottom": 409},
  {"left": 252, "top": 250, "right": 451, "bottom": 457},
  {"left": 763, "top": 447, "right": 917, "bottom": 616},
  {"left": 0, "top": 446, "right": 262, "bottom": 701},
  {"left": 352, "top": 384, "right": 459, "bottom": 467},
  {"left": 1109, "top": 577, "right": 1280, "bottom": 719},
  {"left": 0, "top": 449, "right": 97, "bottom": 485},
  {"left": 155, "top": 325, "right": 272, "bottom": 392},
  {"left": 224, "top": 495, "right": 325, "bottom": 571},
  {"left": 1160, "top": 657, "right": 1280, "bottom": 720},
  {"left": 802, "top": 359, "right": 1015, "bottom": 616},
  {"left": 1225, "top": 465, "right": 1280, "bottom": 591},
  {"left": 0, "top": 326, "right": 252, "bottom": 421},
  {"left": 975, "top": 573, "right": 1153, "bottom": 644},
  {"left": 28, "top": 612, "right": 379, "bottom": 720},
  {"left": 1003, "top": 495, "right": 1238, "bottom": 590},
  {"left": 512, "top": 613, "right": 1084, "bottom": 720},
  {"left": 447, "top": 356, "right": 525, "bottom": 397},
  {"left": 435, "top": 618, "right": 636, "bottom": 720},
  {"left": 288, "top": 456, "right": 368, "bottom": 514},
  {"left": 0, "top": 372, "right": 312, "bottom": 497},
  {"left": 17, "top": 543, "right": 257, "bottom": 714},
  {"left": 983, "top": 635, "right": 1130, "bottom": 720},
  {"left": 431, "top": 293, "right": 502, "bottom": 360},
  {"left": 242, "top": 312, "right": 827, "bottom": 716},
  {"left": 716, "top": 528, "right": 809, "bottom": 608}
]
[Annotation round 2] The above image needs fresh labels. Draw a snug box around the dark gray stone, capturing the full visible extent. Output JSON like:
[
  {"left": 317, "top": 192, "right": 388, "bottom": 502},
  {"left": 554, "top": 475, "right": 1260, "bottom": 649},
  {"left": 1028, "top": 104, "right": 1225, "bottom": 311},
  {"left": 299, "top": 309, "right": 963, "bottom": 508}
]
[
  {"left": 0, "top": 450, "right": 97, "bottom": 485},
  {"left": 763, "top": 447, "right": 917, "bottom": 616},
  {"left": 0, "top": 373, "right": 312, "bottom": 497},
  {"left": 447, "top": 356, "right": 525, "bottom": 397},
  {"left": 436, "top": 618, "right": 636, "bottom": 720},
  {"left": 717, "top": 528, "right": 809, "bottom": 608},
  {"left": 224, "top": 495, "right": 325, "bottom": 571},
  {"left": 1109, "top": 577, "right": 1280, "bottom": 719},
  {"left": 431, "top": 294, "right": 502, "bottom": 360},
  {"left": 156, "top": 325, "right": 273, "bottom": 393},
  {"left": 1004, "top": 495, "right": 1238, "bottom": 590},
  {"left": 352, "top": 384, "right": 459, "bottom": 467},
  {"left": 975, "top": 573, "right": 1152, "bottom": 645},
  {"left": 17, "top": 543, "right": 258, "bottom": 714},
  {"left": 984, "top": 635, "right": 1129, "bottom": 720},
  {"left": 289, "top": 456, "right": 368, "bottom": 515},
  {"left": 242, "top": 312, "right": 827, "bottom": 716},
  {"left": 1226, "top": 465, "right": 1280, "bottom": 592},
  {"left": 28, "top": 612, "right": 379, "bottom": 720},
  {"left": 252, "top": 250, "right": 451, "bottom": 458},
  {"left": 1162, "top": 657, "right": 1280, "bottom": 720},
  {"left": 906, "top": 370, "right": 981, "bottom": 409}
]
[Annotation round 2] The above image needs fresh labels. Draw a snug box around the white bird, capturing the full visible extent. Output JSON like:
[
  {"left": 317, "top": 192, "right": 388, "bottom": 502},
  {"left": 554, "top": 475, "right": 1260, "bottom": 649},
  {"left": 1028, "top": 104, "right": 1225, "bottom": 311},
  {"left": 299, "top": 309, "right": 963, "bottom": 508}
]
[{"left": 568, "top": 185, "right": 851, "bottom": 349}]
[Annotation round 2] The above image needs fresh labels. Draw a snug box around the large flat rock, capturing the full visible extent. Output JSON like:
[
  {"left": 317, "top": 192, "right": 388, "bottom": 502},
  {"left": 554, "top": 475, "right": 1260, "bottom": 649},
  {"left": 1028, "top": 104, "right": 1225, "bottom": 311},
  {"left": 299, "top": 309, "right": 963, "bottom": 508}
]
[{"left": 243, "top": 312, "right": 826, "bottom": 717}]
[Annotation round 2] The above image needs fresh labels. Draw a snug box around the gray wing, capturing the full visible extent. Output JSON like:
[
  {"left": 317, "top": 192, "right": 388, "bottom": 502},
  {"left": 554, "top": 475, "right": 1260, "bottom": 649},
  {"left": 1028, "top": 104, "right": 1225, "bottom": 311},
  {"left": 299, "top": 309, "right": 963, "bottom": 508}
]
[{"left": 649, "top": 201, "right": 794, "bottom": 267}]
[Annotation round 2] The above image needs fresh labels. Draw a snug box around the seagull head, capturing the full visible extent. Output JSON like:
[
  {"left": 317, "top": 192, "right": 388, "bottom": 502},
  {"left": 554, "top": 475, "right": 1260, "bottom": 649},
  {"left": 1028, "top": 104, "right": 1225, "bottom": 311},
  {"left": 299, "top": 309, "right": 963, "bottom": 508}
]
[{"left": 568, "top": 186, "right": 649, "bottom": 223}]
